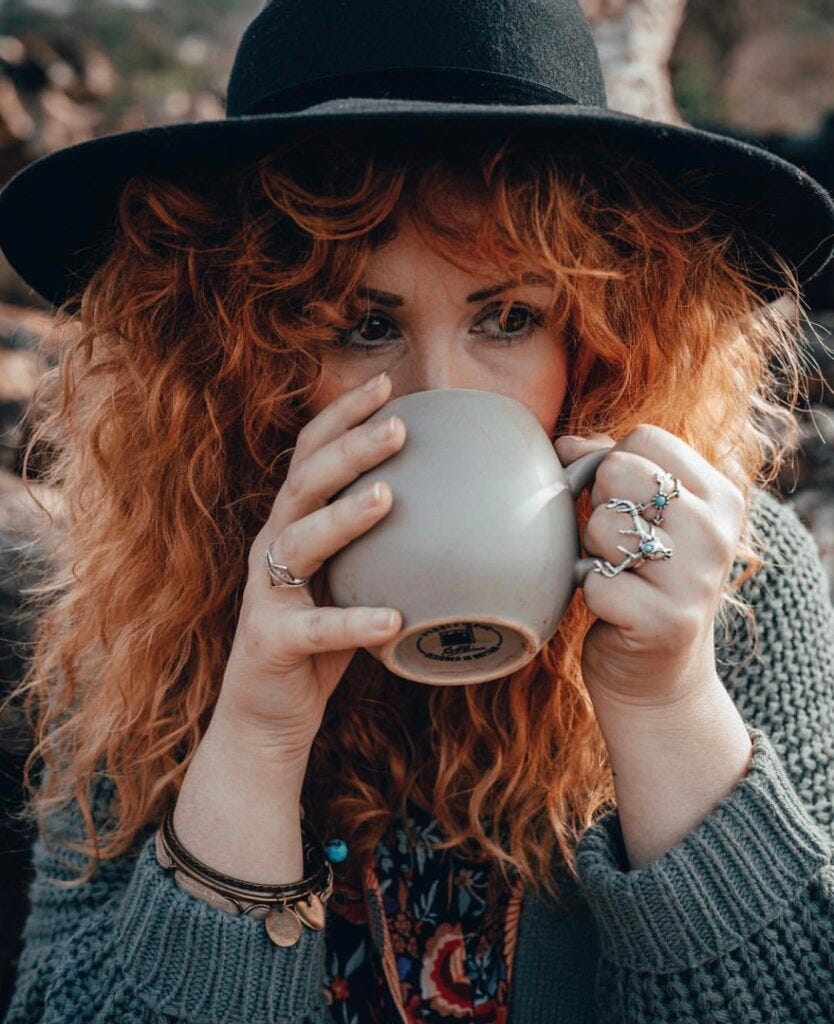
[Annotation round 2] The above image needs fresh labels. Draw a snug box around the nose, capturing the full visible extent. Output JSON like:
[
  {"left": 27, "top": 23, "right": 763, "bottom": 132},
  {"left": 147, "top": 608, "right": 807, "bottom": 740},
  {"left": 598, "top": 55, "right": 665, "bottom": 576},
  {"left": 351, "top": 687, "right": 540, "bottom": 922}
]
[{"left": 389, "top": 333, "right": 485, "bottom": 397}]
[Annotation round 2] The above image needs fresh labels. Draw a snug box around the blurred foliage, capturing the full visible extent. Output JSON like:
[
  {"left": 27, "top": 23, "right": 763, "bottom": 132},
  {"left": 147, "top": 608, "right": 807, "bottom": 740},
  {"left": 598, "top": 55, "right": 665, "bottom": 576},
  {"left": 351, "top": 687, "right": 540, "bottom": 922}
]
[
  {"left": 672, "top": 0, "right": 834, "bottom": 128},
  {"left": 671, "top": 55, "right": 720, "bottom": 124},
  {"left": 5, "top": 0, "right": 834, "bottom": 135},
  {"left": 0, "top": 0, "right": 259, "bottom": 120}
]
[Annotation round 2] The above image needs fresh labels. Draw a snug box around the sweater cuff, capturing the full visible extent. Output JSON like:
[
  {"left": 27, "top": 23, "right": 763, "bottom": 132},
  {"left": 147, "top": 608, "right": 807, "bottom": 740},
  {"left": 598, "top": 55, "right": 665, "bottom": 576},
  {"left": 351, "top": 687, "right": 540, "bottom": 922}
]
[
  {"left": 575, "top": 724, "right": 833, "bottom": 974},
  {"left": 114, "top": 833, "right": 327, "bottom": 1024}
]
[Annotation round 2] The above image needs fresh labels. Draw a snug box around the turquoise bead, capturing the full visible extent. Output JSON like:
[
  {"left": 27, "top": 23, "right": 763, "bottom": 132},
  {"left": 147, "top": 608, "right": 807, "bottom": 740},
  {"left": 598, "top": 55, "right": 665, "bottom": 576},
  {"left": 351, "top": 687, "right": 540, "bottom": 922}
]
[
  {"left": 652, "top": 495, "right": 668, "bottom": 507},
  {"left": 324, "top": 838, "right": 349, "bottom": 863}
]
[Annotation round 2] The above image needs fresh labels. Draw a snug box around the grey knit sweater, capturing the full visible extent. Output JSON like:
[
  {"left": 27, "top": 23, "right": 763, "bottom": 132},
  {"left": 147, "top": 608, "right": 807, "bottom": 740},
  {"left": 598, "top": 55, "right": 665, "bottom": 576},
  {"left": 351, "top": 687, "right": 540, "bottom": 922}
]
[{"left": 3, "top": 486, "right": 834, "bottom": 1023}]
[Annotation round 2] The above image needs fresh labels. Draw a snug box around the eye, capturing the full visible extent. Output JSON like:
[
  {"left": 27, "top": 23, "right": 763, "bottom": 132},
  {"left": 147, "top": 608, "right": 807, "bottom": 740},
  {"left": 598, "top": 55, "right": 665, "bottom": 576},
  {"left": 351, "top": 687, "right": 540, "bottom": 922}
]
[
  {"left": 338, "top": 311, "right": 400, "bottom": 349},
  {"left": 337, "top": 302, "right": 544, "bottom": 351},
  {"left": 473, "top": 302, "right": 544, "bottom": 344}
]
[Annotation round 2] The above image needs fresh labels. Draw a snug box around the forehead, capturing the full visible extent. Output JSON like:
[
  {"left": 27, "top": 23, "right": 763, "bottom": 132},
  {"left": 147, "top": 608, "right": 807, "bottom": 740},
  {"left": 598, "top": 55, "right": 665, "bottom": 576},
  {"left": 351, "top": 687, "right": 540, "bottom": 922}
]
[
  {"left": 360, "top": 226, "right": 495, "bottom": 299},
  {"left": 362, "top": 222, "right": 551, "bottom": 301},
  {"left": 363, "top": 203, "right": 516, "bottom": 284}
]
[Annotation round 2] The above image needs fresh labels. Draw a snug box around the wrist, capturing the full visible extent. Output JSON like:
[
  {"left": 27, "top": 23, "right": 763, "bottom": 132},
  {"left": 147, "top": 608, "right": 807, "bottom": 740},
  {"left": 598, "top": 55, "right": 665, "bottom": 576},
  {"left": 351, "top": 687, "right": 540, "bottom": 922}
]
[
  {"left": 206, "top": 702, "right": 314, "bottom": 782},
  {"left": 588, "top": 670, "right": 751, "bottom": 770},
  {"left": 583, "top": 633, "right": 726, "bottom": 716},
  {"left": 174, "top": 721, "right": 309, "bottom": 884}
]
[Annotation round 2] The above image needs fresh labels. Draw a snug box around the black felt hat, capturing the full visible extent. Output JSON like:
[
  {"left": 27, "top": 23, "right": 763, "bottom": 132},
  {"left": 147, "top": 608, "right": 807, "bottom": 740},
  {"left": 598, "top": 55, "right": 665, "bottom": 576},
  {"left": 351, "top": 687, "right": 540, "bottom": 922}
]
[{"left": 1, "top": 0, "right": 833, "bottom": 309}]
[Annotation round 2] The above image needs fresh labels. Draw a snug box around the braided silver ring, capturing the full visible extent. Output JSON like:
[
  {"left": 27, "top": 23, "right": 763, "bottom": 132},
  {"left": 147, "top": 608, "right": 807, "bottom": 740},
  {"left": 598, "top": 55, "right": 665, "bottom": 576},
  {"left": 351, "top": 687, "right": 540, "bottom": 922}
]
[
  {"left": 590, "top": 471, "right": 680, "bottom": 579},
  {"left": 265, "top": 541, "right": 313, "bottom": 589}
]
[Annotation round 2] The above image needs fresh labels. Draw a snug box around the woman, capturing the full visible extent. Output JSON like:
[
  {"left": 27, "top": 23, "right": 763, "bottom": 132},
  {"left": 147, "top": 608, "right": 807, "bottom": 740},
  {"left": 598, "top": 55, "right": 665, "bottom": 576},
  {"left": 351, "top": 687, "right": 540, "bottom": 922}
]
[{"left": 1, "top": 1, "right": 833, "bottom": 1022}]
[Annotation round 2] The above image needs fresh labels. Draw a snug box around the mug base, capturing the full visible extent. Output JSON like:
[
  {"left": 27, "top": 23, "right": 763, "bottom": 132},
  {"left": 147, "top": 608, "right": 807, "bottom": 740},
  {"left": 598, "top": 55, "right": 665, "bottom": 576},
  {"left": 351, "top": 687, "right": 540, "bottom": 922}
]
[{"left": 368, "top": 614, "right": 540, "bottom": 685}]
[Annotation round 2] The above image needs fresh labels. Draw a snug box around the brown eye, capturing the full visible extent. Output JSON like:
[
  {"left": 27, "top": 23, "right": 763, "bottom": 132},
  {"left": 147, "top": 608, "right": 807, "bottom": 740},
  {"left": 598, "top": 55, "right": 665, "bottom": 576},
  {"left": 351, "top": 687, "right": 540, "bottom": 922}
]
[
  {"left": 338, "top": 312, "right": 399, "bottom": 349},
  {"left": 498, "top": 307, "right": 531, "bottom": 332},
  {"left": 474, "top": 302, "right": 544, "bottom": 343}
]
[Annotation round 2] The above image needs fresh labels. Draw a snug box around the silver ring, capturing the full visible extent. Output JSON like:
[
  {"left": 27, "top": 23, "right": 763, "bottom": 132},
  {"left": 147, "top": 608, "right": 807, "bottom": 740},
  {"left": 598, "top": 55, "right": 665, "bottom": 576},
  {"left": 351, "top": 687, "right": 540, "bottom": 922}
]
[
  {"left": 590, "top": 471, "right": 678, "bottom": 578},
  {"left": 636, "top": 470, "right": 680, "bottom": 527},
  {"left": 265, "top": 542, "right": 313, "bottom": 588}
]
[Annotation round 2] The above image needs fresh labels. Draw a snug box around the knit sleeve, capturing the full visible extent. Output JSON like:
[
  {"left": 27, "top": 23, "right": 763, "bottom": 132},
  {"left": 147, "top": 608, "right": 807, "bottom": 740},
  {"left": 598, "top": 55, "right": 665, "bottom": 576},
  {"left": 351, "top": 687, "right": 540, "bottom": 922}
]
[
  {"left": 3, "top": 775, "right": 331, "bottom": 1024},
  {"left": 572, "top": 487, "right": 834, "bottom": 1023}
]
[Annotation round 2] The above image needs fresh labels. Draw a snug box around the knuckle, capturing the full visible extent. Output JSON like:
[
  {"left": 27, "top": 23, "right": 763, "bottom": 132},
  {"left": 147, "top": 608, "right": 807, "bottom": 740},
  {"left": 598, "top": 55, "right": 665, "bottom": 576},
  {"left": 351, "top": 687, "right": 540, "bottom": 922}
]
[
  {"left": 280, "top": 523, "right": 300, "bottom": 559},
  {"left": 674, "top": 607, "right": 705, "bottom": 645},
  {"left": 304, "top": 608, "right": 326, "bottom": 647},
  {"left": 628, "top": 423, "right": 662, "bottom": 448},
  {"left": 715, "top": 525, "right": 738, "bottom": 563},
  {"left": 339, "top": 429, "right": 359, "bottom": 463},
  {"left": 237, "top": 608, "right": 272, "bottom": 660},
  {"left": 605, "top": 447, "right": 633, "bottom": 465},
  {"left": 333, "top": 492, "right": 358, "bottom": 529},
  {"left": 649, "top": 600, "right": 700, "bottom": 650},
  {"left": 694, "top": 500, "right": 736, "bottom": 562},
  {"left": 294, "top": 421, "right": 314, "bottom": 453},
  {"left": 724, "top": 482, "right": 746, "bottom": 517},
  {"left": 732, "top": 483, "right": 746, "bottom": 509},
  {"left": 594, "top": 450, "right": 631, "bottom": 487},
  {"left": 690, "top": 569, "right": 718, "bottom": 605},
  {"left": 284, "top": 459, "right": 306, "bottom": 500}
]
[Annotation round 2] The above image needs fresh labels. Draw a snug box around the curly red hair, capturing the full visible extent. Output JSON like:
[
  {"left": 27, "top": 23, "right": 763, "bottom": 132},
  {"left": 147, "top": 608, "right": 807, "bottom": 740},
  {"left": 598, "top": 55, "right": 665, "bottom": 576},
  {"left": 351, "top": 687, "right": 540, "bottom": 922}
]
[{"left": 4, "top": 124, "right": 810, "bottom": 904}]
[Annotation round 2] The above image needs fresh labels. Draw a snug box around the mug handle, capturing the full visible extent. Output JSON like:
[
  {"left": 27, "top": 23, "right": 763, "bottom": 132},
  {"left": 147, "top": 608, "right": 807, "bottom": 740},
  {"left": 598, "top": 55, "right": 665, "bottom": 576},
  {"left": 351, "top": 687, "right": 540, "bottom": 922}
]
[{"left": 562, "top": 446, "right": 611, "bottom": 588}]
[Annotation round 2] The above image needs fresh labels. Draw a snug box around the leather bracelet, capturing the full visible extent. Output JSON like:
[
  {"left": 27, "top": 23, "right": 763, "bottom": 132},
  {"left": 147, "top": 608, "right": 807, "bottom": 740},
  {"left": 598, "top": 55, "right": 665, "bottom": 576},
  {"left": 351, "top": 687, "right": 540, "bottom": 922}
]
[{"left": 154, "top": 806, "right": 334, "bottom": 947}]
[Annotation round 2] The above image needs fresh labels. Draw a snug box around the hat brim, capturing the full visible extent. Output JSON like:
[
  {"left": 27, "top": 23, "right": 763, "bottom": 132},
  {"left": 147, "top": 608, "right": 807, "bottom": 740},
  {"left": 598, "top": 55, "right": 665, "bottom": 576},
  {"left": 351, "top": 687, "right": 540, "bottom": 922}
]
[{"left": 1, "top": 97, "right": 833, "bottom": 308}]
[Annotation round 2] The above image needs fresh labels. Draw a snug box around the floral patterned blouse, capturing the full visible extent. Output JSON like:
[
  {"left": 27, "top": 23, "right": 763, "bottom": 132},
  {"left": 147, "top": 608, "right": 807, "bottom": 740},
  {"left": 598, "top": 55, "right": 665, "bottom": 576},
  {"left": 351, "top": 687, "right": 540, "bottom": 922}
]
[{"left": 323, "top": 801, "right": 525, "bottom": 1023}]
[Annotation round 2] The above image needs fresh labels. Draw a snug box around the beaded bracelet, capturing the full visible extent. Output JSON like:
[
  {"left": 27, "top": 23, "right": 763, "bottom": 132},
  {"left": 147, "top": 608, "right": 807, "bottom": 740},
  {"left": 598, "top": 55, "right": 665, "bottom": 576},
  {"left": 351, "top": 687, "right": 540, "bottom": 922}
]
[{"left": 154, "top": 806, "right": 335, "bottom": 947}]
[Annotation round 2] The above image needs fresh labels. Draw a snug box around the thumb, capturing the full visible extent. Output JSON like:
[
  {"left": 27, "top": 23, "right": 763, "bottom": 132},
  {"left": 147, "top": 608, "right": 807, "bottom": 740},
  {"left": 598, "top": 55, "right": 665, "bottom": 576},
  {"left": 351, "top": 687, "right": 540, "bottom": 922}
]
[{"left": 553, "top": 432, "right": 614, "bottom": 464}]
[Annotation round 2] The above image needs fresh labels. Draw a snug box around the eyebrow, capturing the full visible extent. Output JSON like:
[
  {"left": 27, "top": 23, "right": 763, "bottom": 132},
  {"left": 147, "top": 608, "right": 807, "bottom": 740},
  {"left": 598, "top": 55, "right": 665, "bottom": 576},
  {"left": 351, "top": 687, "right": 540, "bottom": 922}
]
[{"left": 353, "top": 271, "right": 551, "bottom": 307}]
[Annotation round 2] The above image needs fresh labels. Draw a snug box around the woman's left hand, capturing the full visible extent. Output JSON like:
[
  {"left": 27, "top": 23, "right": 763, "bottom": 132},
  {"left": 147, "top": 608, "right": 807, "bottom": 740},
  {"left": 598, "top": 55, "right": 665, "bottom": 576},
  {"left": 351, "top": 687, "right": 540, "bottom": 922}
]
[{"left": 553, "top": 424, "right": 746, "bottom": 711}]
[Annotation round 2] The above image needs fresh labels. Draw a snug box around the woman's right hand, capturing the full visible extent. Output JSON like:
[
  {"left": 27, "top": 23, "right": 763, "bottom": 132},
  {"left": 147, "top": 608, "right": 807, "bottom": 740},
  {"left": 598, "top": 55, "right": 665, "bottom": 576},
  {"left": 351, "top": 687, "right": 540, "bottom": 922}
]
[{"left": 211, "top": 371, "right": 406, "bottom": 762}]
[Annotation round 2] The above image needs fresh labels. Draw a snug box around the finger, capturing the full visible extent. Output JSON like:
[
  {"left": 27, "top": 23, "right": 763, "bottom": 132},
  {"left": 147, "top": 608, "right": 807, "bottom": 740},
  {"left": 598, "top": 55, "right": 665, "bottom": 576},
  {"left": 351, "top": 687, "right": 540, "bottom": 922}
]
[
  {"left": 293, "top": 370, "right": 393, "bottom": 462},
  {"left": 266, "top": 477, "right": 394, "bottom": 584},
  {"left": 583, "top": 502, "right": 675, "bottom": 586},
  {"left": 269, "top": 393, "right": 405, "bottom": 536},
  {"left": 609, "top": 424, "right": 722, "bottom": 503},
  {"left": 588, "top": 450, "right": 685, "bottom": 528},
  {"left": 281, "top": 408, "right": 404, "bottom": 518},
  {"left": 582, "top": 490, "right": 722, "bottom": 606},
  {"left": 269, "top": 603, "right": 402, "bottom": 665},
  {"left": 580, "top": 564, "right": 651, "bottom": 632},
  {"left": 580, "top": 568, "right": 704, "bottom": 659},
  {"left": 553, "top": 433, "right": 613, "bottom": 463}
]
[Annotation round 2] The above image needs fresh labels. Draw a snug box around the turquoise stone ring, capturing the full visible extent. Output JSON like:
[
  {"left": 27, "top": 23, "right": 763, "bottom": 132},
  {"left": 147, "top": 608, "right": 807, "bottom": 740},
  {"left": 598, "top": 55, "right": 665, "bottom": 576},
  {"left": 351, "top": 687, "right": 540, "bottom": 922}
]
[
  {"left": 590, "top": 471, "right": 679, "bottom": 578},
  {"left": 642, "top": 471, "right": 680, "bottom": 526}
]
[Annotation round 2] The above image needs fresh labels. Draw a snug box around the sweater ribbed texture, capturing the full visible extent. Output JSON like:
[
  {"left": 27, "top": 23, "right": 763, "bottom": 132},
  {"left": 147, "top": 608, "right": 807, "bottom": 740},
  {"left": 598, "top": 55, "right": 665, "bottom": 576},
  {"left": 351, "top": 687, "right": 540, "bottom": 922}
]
[
  {"left": 4, "top": 486, "right": 834, "bottom": 1023},
  {"left": 576, "top": 726, "right": 831, "bottom": 973}
]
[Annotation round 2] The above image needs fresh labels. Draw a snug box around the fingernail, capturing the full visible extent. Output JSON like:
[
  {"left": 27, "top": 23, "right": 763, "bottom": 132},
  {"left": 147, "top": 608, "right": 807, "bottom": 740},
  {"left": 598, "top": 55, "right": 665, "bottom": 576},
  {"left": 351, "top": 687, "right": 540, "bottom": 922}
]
[
  {"left": 364, "top": 371, "right": 388, "bottom": 392},
  {"left": 361, "top": 482, "right": 384, "bottom": 508},
  {"left": 372, "top": 417, "right": 396, "bottom": 441}
]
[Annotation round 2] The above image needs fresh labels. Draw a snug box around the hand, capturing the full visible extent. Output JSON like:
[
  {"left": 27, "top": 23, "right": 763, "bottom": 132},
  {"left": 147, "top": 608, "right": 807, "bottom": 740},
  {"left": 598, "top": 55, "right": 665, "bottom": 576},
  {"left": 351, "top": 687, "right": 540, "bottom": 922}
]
[
  {"left": 213, "top": 371, "right": 405, "bottom": 761},
  {"left": 553, "top": 424, "right": 746, "bottom": 710}
]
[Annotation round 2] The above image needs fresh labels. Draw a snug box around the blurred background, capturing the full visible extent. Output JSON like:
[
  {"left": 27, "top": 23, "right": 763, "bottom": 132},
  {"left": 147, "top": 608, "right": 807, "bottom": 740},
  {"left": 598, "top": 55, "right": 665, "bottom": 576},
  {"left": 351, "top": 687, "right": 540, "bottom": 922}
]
[{"left": 1, "top": 0, "right": 833, "bottom": 1012}]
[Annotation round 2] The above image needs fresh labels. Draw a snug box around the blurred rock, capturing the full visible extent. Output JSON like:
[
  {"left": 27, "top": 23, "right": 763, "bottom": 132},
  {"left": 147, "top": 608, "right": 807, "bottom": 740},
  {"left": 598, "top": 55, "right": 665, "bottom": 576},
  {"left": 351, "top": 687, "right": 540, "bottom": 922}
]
[
  {"left": 581, "top": 0, "right": 630, "bottom": 19},
  {"left": 582, "top": 0, "right": 687, "bottom": 123},
  {"left": 0, "top": 349, "right": 37, "bottom": 473},
  {"left": 0, "top": 28, "right": 115, "bottom": 168}
]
